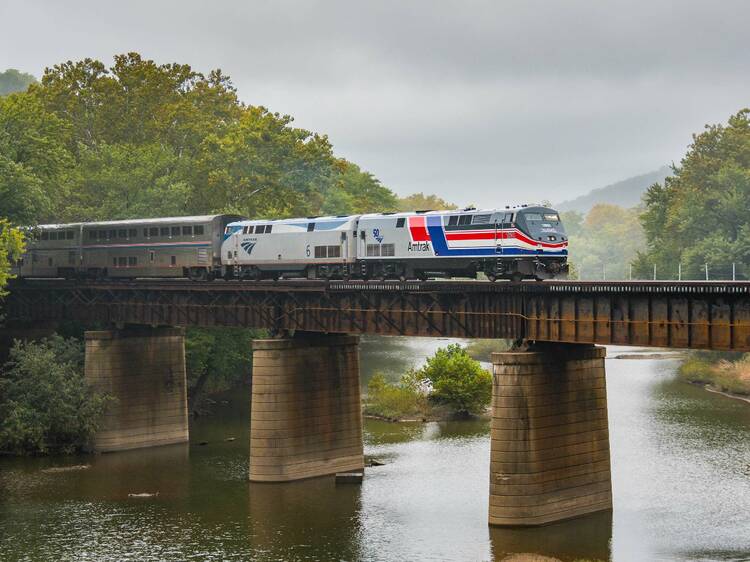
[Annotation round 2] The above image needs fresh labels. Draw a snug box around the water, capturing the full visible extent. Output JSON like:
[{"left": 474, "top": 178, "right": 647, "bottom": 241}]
[{"left": 1, "top": 341, "right": 749, "bottom": 561}]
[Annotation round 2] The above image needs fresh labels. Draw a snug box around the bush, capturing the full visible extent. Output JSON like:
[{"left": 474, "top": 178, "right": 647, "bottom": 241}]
[
  {"left": 0, "top": 335, "right": 112, "bottom": 454},
  {"left": 414, "top": 344, "right": 492, "bottom": 416},
  {"left": 364, "top": 372, "right": 428, "bottom": 420}
]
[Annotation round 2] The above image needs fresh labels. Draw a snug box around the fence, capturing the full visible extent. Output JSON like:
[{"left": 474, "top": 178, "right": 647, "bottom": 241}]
[{"left": 573, "top": 262, "right": 750, "bottom": 282}]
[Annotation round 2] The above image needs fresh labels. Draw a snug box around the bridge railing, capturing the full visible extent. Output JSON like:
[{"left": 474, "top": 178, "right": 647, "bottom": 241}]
[{"left": 572, "top": 262, "right": 750, "bottom": 282}]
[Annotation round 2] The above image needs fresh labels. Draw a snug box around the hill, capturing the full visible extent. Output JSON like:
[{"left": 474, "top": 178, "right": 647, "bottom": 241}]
[{"left": 557, "top": 166, "right": 671, "bottom": 213}]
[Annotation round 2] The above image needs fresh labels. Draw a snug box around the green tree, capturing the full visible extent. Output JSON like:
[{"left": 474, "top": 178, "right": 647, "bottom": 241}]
[
  {"left": 0, "top": 336, "right": 111, "bottom": 454},
  {"left": 0, "top": 220, "right": 24, "bottom": 296},
  {"left": 0, "top": 69, "right": 36, "bottom": 96},
  {"left": 397, "top": 192, "right": 457, "bottom": 211},
  {"left": 413, "top": 344, "right": 492, "bottom": 416},
  {"left": 567, "top": 204, "right": 645, "bottom": 280},
  {"left": 637, "top": 109, "right": 750, "bottom": 279},
  {"left": 0, "top": 93, "right": 75, "bottom": 223}
]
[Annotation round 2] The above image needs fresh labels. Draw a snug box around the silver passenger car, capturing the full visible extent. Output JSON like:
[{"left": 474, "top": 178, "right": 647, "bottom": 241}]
[{"left": 17, "top": 215, "right": 244, "bottom": 280}]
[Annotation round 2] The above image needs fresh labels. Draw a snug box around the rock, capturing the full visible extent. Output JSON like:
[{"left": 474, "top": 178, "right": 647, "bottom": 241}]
[
  {"left": 225, "top": 437, "right": 236, "bottom": 442},
  {"left": 128, "top": 492, "right": 159, "bottom": 498},
  {"left": 335, "top": 472, "right": 364, "bottom": 484},
  {"left": 41, "top": 464, "right": 90, "bottom": 473},
  {"left": 367, "top": 459, "right": 385, "bottom": 467}
]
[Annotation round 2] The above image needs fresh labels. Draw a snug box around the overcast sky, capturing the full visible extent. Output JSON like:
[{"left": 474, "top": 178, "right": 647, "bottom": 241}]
[{"left": 2, "top": 0, "right": 748, "bottom": 207}]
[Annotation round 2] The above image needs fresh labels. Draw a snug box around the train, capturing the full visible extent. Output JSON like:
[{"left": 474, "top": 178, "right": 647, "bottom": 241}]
[{"left": 14, "top": 205, "right": 568, "bottom": 282}]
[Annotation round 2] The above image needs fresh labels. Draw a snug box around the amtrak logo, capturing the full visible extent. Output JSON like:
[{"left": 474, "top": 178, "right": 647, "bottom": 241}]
[
  {"left": 373, "top": 228, "right": 384, "bottom": 243},
  {"left": 241, "top": 240, "right": 257, "bottom": 255}
]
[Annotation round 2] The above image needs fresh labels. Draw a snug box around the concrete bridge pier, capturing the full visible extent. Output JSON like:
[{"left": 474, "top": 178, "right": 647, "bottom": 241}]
[
  {"left": 249, "top": 335, "right": 364, "bottom": 482},
  {"left": 489, "top": 343, "right": 611, "bottom": 526},
  {"left": 84, "top": 327, "right": 189, "bottom": 452}
]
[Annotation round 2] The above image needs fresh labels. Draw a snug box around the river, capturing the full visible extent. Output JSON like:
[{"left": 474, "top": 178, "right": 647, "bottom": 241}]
[{"left": 1, "top": 337, "right": 749, "bottom": 561}]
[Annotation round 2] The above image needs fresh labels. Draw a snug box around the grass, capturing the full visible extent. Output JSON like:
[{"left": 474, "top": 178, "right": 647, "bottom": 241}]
[
  {"left": 678, "top": 353, "right": 750, "bottom": 396},
  {"left": 363, "top": 373, "right": 431, "bottom": 420}
]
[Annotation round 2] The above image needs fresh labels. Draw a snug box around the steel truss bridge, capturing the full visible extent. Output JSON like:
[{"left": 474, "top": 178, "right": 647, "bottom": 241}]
[{"left": 6, "top": 279, "right": 750, "bottom": 350}]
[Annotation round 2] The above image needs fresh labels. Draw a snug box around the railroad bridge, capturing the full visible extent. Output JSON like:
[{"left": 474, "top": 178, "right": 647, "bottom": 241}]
[{"left": 6, "top": 279, "right": 750, "bottom": 527}]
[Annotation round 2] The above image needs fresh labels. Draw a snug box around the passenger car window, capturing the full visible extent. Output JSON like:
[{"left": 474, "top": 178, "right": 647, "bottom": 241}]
[
  {"left": 448, "top": 216, "right": 458, "bottom": 226},
  {"left": 458, "top": 215, "right": 472, "bottom": 226},
  {"left": 194, "top": 225, "right": 204, "bottom": 235},
  {"left": 396, "top": 218, "right": 405, "bottom": 228},
  {"left": 160, "top": 227, "right": 170, "bottom": 236},
  {"left": 66, "top": 231, "right": 75, "bottom": 240},
  {"left": 118, "top": 229, "right": 127, "bottom": 238},
  {"left": 129, "top": 229, "right": 137, "bottom": 238},
  {"left": 172, "top": 226, "right": 180, "bottom": 236},
  {"left": 149, "top": 227, "right": 159, "bottom": 237},
  {"left": 41, "top": 231, "right": 49, "bottom": 240},
  {"left": 182, "top": 226, "right": 193, "bottom": 236}
]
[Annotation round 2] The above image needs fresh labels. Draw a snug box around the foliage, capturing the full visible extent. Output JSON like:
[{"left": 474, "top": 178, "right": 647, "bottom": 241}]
[
  {"left": 636, "top": 109, "right": 750, "bottom": 279},
  {"left": 185, "top": 327, "right": 265, "bottom": 399},
  {"left": 0, "top": 69, "right": 36, "bottom": 96},
  {"left": 0, "top": 220, "right": 25, "bottom": 296},
  {"left": 0, "top": 52, "right": 410, "bottom": 223},
  {"left": 364, "top": 372, "right": 429, "bottom": 420},
  {"left": 397, "top": 192, "right": 457, "bottom": 212},
  {"left": 412, "top": 344, "right": 492, "bottom": 416},
  {"left": 0, "top": 336, "right": 111, "bottom": 454},
  {"left": 0, "top": 93, "right": 75, "bottom": 224},
  {"left": 564, "top": 204, "right": 645, "bottom": 280},
  {"left": 678, "top": 352, "right": 750, "bottom": 396}
]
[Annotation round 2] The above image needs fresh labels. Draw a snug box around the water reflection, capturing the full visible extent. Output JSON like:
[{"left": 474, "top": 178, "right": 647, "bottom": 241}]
[
  {"left": 247, "top": 479, "right": 362, "bottom": 561},
  {"left": 489, "top": 510, "right": 612, "bottom": 562}
]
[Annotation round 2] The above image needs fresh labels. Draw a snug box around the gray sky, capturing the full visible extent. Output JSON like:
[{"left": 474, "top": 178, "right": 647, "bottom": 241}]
[{"left": 2, "top": 0, "right": 748, "bottom": 207}]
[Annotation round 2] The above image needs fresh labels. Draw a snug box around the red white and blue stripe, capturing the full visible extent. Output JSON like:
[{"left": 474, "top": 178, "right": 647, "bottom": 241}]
[{"left": 408, "top": 216, "right": 567, "bottom": 257}]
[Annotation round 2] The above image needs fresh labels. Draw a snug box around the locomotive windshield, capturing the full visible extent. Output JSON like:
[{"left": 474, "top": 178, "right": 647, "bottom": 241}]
[{"left": 516, "top": 207, "right": 566, "bottom": 240}]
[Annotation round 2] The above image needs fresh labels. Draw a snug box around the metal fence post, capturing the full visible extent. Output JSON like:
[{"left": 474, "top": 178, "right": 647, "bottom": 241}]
[
  {"left": 653, "top": 264, "right": 656, "bottom": 281},
  {"left": 678, "top": 263, "right": 682, "bottom": 281},
  {"left": 705, "top": 263, "right": 709, "bottom": 281}
]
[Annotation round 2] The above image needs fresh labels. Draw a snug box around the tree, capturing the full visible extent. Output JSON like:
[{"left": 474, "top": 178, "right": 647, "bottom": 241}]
[
  {"left": 397, "top": 192, "right": 457, "bottom": 211},
  {"left": 567, "top": 204, "right": 644, "bottom": 280},
  {"left": 0, "top": 220, "right": 24, "bottom": 296},
  {"left": 0, "top": 336, "right": 111, "bottom": 454},
  {"left": 0, "top": 69, "right": 36, "bottom": 96},
  {"left": 0, "top": 93, "right": 75, "bottom": 223},
  {"left": 637, "top": 109, "right": 750, "bottom": 279},
  {"left": 413, "top": 344, "right": 492, "bottom": 416}
]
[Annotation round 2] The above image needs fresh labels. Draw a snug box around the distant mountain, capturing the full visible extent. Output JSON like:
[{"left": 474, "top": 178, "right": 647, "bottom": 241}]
[{"left": 557, "top": 166, "right": 671, "bottom": 213}]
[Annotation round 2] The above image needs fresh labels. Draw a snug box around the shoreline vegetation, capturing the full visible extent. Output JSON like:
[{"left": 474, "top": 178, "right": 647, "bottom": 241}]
[
  {"left": 678, "top": 352, "right": 750, "bottom": 399},
  {"left": 363, "top": 343, "right": 493, "bottom": 422}
]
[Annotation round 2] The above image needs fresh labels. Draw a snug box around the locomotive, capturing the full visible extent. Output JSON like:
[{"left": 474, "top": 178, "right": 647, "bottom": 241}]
[{"left": 15, "top": 205, "right": 568, "bottom": 281}]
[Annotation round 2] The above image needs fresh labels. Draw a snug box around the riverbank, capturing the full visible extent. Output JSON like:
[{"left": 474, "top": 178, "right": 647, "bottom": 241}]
[{"left": 678, "top": 353, "right": 750, "bottom": 400}]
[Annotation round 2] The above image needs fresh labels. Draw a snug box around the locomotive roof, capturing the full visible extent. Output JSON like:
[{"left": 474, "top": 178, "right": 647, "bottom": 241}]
[
  {"left": 36, "top": 215, "right": 235, "bottom": 229},
  {"left": 226, "top": 205, "right": 555, "bottom": 226}
]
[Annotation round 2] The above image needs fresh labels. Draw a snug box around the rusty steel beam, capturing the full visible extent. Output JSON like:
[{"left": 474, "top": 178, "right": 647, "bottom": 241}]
[{"left": 5, "top": 279, "right": 750, "bottom": 350}]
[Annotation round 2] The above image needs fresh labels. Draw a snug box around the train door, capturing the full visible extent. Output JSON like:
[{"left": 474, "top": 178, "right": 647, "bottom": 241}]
[{"left": 495, "top": 218, "right": 501, "bottom": 255}]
